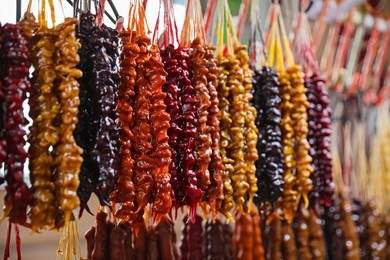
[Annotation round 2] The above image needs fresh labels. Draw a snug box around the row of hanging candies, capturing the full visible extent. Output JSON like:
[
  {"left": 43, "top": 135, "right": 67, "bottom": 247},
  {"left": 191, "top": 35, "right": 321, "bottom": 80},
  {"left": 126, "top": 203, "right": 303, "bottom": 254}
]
[{"left": 0, "top": 0, "right": 389, "bottom": 259}]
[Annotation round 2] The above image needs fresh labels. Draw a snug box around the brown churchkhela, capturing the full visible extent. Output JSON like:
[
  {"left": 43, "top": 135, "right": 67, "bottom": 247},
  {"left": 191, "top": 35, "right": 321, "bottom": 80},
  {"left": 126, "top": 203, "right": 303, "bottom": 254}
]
[
  {"left": 109, "top": 225, "right": 127, "bottom": 260},
  {"left": 28, "top": 21, "right": 59, "bottom": 229},
  {"left": 85, "top": 213, "right": 179, "bottom": 260},
  {"left": 156, "top": 216, "right": 179, "bottom": 260},
  {"left": 363, "top": 200, "right": 387, "bottom": 259},
  {"left": 234, "top": 213, "right": 254, "bottom": 260},
  {"left": 308, "top": 208, "right": 326, "bottom": 260},
  {"left": 203, "top": 44, "right": 225, "bottom": 218},
  {"left": 265, "top": 217, "right": 283, "bottom": 260},
  {"left": 53, "top": 17, "right": 83, "bottom": 225},
  {"left": 233, "top": 205, "right": 265, "bottom": 260},
  {"left": 91, "top": 211, "right": 110, "bottom": 260},
  {"left": 281, "top": 221, "right": 297, "bottom": 260},
  {"left": 340, "top": 193, "right": 360, "bottom": 260},
  {"left": 251, "top": 207, "right": 265, "bottom": 260},
  {"left": 85, "top": 226, "right": 96, "bottom": 260},
  {"left": 294, "top": 207, "right": 312, "bottom": 260}
]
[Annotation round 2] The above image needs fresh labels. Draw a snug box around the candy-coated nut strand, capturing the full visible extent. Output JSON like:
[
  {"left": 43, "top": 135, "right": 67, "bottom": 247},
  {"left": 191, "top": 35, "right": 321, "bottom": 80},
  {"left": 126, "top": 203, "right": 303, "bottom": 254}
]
[
  {"left": 146, "top": 44, "right": 172, "bottom": 220},
  {"left": 227, "top": 52, "right": 249, "bottom": 210},
  {"left": 323, "top": 195, "right": 344, "bottom": 260},
  {"left": 235, "top": 46, "right": 258, "bottom": 205},
  {"left": 53, "top": 18, "right": 83, "bottom": 222},
  {"left": 308, "top": 208, "right": 326, "bottom": 260},
  {"left": 278, "top": 71, "right": 297, "bottom": 221},
  {"left": 18, "top": 11, "right": 38, "bottom": 41},
  {"left": 223, "top": 223, "right": 234, "bottom": 260},
  {"left": 253, "top": 67, "right": 284, "bottom": 210},
  {"left": 233, "top": 212, "right": 254, "bottom": 260},
  {"left": 204, "top": 44, "right": 224, "bottom": 219},
  {"left": 120, "top": 223, "right": 137, "bottom": 259},
  {"left": 180, "top": 215, "right": 204, "bottom": 260},
  {"left": 180, "top": 218, "right": 189, "bottom": 259},
  {"left": 287, "top": 65, "right": 313, "bottom": 208},
  {"left": 161, "top": 46, "right": 182, "bottom": 209},
  {"left": 293, "top": 207, "right": 312, "bottom": 260},
  {"left": 216, "top": 56, "right": 234, "bottom": 220},
  {"left": 175, "top": 45, "right": 201, "bottom": 216},
  {"left": 189, "top": 38, "right": 212, "bottom": 192},
  {"left": 110, "top": 30, "right": 138, "bottom": 222},
  {"left": 133, "top": 35, "right": 154, "bottom": 213},
  {"left": 91, "top": 211, "right": 109, "bottom": 259},
  {"left": 364, "top": 200, "right": 387, "bottom": 259},
  {"left": 1, "top": 23, "right": 33, "bottom": 225},
  {"left": 162, "top": 44, "right": 201, "bottom": 218},
  {"left": 147, "top": 227, "right": 160, "bottom": 260},
  {"left": 75, "top": 12, "right": 97, "bottom": 216},
  {"left": 250, "top": 206, "right": 265, "bottom": 260},
  {"left": 281, "top": 221, "right": 297, "bottom": 260},
  {"left": 28, "top": 25, "right": 58, "bottom": 229},
  {"left": 340, "top": 194, "right": 360, "bottom": 260},
  {"left": 89, "top": 23, "right": 120, "bottom": 208},
  {"left": 351, "top": 199, "right": 367, "bottom": 257},
  {"left": 265, "top": 217, "right": 283, "bottom": 260},
  {"left": 205, "top": 219, "right": 225, "bottom": 260},
  {"left": 0, "top": 27, "right": 5, "bottom": 181},
  {"left": 156, "top": 216, "right": 179, "bottom": 260},
  {"left": 85, "top": 226, "right": 95, "bottom": 260},
  {"left": 109, "top": 225, "right": 127, "bottom": 260},
  {"left": 306, "top": 73, "right": 334, "bottom": 208}
]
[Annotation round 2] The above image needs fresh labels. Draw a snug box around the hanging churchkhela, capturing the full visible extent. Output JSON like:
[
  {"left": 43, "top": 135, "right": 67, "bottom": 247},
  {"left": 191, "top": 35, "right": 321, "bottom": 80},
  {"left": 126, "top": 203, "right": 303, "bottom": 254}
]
[
  {"left": 180, "top": 0, "right": 224, "bottom": 220},
  {"left": 110, "top": 0, "right": 172, "bottom": 228},
  {"left": 74, "top": 0, "right": 120, "bottom": 220},
  {"left": 212, "top": 0, "right": 258, "bottom": 219}
]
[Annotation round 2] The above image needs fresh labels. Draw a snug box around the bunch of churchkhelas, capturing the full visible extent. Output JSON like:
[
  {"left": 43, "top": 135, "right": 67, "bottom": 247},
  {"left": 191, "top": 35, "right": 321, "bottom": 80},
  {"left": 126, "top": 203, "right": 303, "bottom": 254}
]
[{"left": 1, "top": 0, "right": 389, "bottom": 260}]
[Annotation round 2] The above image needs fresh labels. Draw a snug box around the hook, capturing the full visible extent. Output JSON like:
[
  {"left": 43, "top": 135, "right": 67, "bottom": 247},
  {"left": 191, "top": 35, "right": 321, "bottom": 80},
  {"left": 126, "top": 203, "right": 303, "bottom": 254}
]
[{"left": 16, "top": 0, "right": 22, "bottom": 22}]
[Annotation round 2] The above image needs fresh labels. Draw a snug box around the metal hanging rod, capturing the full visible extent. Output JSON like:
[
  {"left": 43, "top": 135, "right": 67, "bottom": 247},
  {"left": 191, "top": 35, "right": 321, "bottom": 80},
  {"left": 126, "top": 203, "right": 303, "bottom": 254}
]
[
  {"left": 65, "top": 0, "right": 118, "bottom": 24},
  {"left": 16, "top": 0, "right": 119, "bottom": 24}
]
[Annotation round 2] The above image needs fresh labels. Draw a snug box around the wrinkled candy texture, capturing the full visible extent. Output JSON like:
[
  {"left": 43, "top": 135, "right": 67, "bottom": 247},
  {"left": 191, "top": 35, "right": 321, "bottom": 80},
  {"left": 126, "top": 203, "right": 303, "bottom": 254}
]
[
  {"left": 252, "top": 67, "right": 284, "bottom": 209},
  {"left": 110, "top": 30, "right": 137, "bottom": 222},
  {"left": 161, "top": 44, "right": 201, "bottom": 218},
  {"left": 180, "top": 215, "right": 204, "bottom": 260},
  {"left": 1, "top": 23, "right": 33, "bottom": 224},
  {"left": 75, "top": 12, "right": 119, "bottom": 214},
  {"left": 306, "top": 73, "right": 334, "bottom": 208},
  {"left": 28, "top": 20, "right": 59, "bottom": 229},
  {"left": 52, "top": 18, "right": 83, "bottom": 226},
  {"left": 203, "top": 44, "right": 224, "bottom": 218}
]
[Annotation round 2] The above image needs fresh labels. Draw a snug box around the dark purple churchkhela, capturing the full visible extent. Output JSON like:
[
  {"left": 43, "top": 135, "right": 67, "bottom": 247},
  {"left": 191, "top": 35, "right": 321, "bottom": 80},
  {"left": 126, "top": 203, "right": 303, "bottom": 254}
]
[
  {"left": 252, "top": 66, "right": 284, "bottom": 207},
  {"left": 323, "top": 195, "right": 344, "bottom": 260},
  {"left": 89, "top": 20, "right": 119, "bottom": 208},
  {"left": 75, "top": 12, "right": 119, "bottom": 214},
  {"left": 75, "top": 11, "right": 97, "bottom": 216}
]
